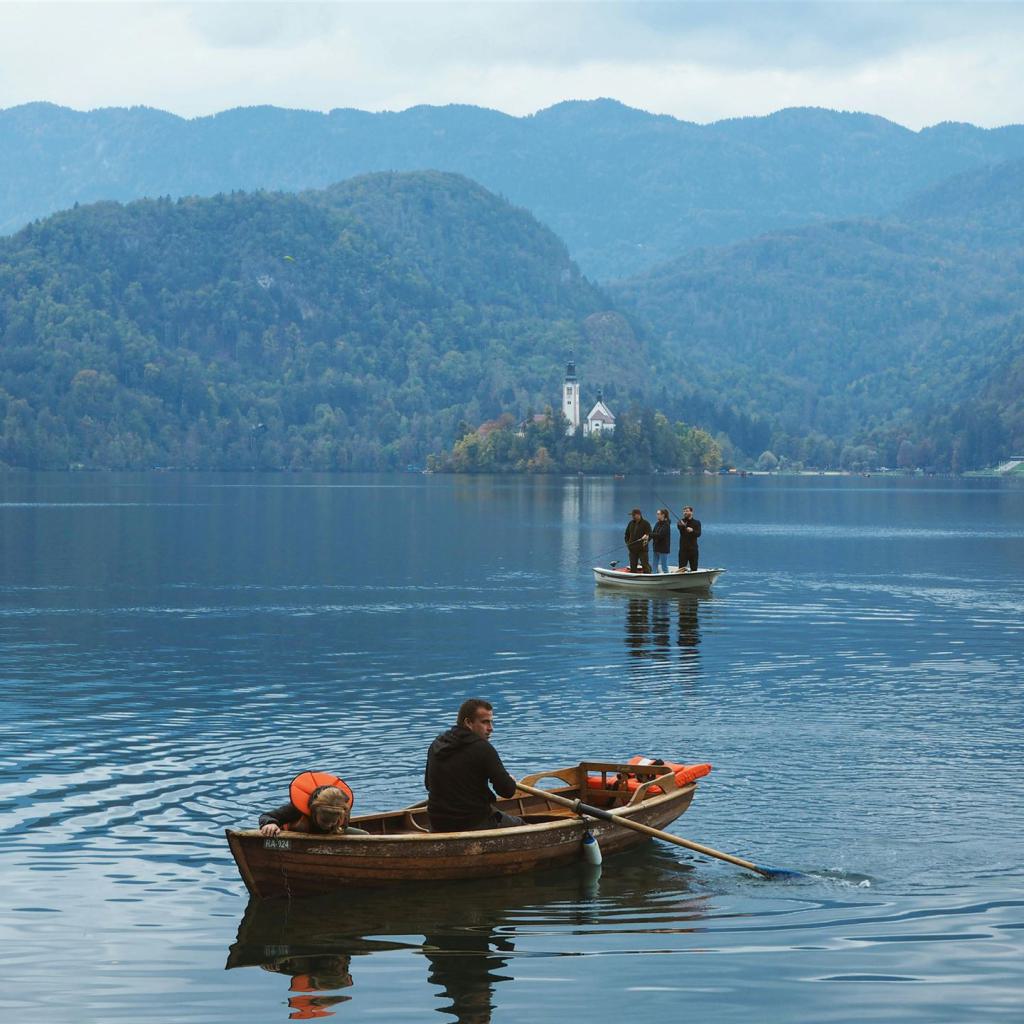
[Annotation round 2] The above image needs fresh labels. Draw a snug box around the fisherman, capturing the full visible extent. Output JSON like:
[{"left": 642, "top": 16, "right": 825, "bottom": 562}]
[
  {"left": 677, "top": 505, "right": 702, "bottom": 571},
  {"left": 624, "top": 507, "right": 652, "bottom": 573},
  {"left": 424, "top": 698, "right": 522, "bottom": 833},
  {"left": 651, "top": 508, "right": 671, "bottom": 573},
  {"left": 258, "top": 771, "right": 369, "bottom": 836}
]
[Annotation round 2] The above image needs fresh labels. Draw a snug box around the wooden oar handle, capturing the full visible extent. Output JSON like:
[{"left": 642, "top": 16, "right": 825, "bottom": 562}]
[{"left": 515, "top": 781, "right": 768, "bottom": 878}]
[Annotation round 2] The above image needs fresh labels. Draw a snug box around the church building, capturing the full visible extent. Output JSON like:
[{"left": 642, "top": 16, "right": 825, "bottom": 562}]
[
  {"left": 562, "top": 358, "right": 615, "bottom": 437},
  {"left": 584, "top": 389, "right": 616, "bottom": 436}
]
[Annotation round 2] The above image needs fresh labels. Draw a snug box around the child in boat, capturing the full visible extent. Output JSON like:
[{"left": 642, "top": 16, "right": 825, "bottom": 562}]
[{"left": 258, "top": 778, "right": 369, "bottom": 836}]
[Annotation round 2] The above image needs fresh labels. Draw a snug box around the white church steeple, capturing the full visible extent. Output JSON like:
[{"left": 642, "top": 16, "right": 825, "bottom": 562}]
[{"left": 562, "top": 355, "right": 580, "bottom": 435}]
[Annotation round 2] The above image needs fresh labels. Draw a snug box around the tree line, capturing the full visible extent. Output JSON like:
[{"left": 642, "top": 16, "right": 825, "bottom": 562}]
[{"left": 430, "top": 408, "right": 722, "bottom": 475}]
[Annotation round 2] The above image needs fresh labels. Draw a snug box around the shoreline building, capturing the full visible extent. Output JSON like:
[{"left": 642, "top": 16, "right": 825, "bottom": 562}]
[{"left": 562, "top": 358, "right": 615, "bottom": 437}]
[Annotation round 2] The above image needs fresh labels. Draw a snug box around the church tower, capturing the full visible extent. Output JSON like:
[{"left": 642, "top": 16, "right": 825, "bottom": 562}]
[{"left": 562, "top": 356, "right": 580, "bottom": 435}]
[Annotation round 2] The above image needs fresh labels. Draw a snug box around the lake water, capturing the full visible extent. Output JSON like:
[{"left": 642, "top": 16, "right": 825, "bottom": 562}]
[{"left": 1, "top": 472, "right": 1022, "bottom": 1023}]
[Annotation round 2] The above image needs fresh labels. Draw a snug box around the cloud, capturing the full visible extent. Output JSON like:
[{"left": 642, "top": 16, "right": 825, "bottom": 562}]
[
  {"left": 0, "top": 1, "right": 1022, "bottom": 128},
  {"left": 187, "top": 2, "right": 343, "bottom": 49},
  {"left": 623, "top": 1, "right": 1024, "bottom": 70}
]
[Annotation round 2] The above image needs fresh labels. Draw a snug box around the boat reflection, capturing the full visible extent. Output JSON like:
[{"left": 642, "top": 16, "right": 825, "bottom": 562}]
[
  {"left": 226, "top": 846, "right": 709, "bottom": 1022},
  {"left": 424, "top": 926, "right": 515, "bottom": 1024},
  {"left": 261, "top": 955, "right": 354, "bottom": 1019},
  {"left": 603, "top": 591, "right": 713, "bottom": 665}
]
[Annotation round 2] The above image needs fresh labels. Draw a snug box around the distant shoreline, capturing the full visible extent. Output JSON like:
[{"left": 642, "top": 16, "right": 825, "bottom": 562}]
[{"left": 4, "top": 466, "right": 1020, "bottom": 480}]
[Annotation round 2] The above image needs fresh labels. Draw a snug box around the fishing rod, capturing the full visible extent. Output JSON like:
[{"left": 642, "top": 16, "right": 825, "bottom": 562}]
[
  {"left": 592, "top": 538, "right": 644, "bottom": 567},
  {"left": 592, "top": 540, "right": 624, "bottom": 562},
  {"left": 593, "top": 515, "right": 657, "bottom": 568},
  {"left": 657, "top": 495, "right": 681, "bottom": 522}
]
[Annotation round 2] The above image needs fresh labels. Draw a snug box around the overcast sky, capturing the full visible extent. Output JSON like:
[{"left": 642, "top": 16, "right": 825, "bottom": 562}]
[{"left": 1, "top": 1, "right": 1022, "bottom": 129}]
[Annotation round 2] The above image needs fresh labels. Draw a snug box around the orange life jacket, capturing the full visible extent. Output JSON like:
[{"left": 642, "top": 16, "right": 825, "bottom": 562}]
[
  {"left": 588, "top": 755, "right": 712, "bottom": 795},
  {"left": 289, "top": 771, "right": 355, "bottom": 816}
]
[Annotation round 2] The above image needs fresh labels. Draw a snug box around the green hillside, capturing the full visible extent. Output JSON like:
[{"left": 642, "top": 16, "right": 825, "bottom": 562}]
[
  {"left": 0, "top": 172, "right": 641, "bottom": 470},
  {"left": 4, "top": 159, "right": 1022, "bottom": 474},
  {"left": 613, "top": 160, "right": 1024, "bottom": 470}
]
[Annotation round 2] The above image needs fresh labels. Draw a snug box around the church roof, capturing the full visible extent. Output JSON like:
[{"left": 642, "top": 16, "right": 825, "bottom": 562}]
[{"left": 586, "top": 400, "right": 615, "bottom": 424}]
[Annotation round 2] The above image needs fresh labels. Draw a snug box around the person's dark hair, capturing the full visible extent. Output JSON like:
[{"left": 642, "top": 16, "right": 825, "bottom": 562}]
[
  {"left": 631, "top": 507, "right": 642, "bottom": 516},
  {"left": 457, "top": 698, "right": 493, "bottom": 726},
  {"left": 658, "top": 508, "right": 669, "bottom": 519},
  {"left": 683, "top": 505, "right": 694, "bottom": 513}
]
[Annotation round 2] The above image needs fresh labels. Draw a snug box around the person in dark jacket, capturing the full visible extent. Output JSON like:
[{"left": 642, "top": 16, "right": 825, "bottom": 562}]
[
  {"left": 624, "top": 507, "right": 652, "bottom": 573},
  {"left": 258, "top": 784, "right": 368, "bottom": 837},
  {"left": 677, "top": 505, "right": 702, "bottom": 571},
  {"left": 425, "top": 698, "right": 521, "bottom": 832},
  {"left": 651, "top": 508, "right": 671, "bottom": 573}
]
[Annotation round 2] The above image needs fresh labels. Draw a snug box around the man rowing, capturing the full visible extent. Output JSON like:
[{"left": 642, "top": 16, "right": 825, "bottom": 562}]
[{"left": 424, "top": 698, "right": 522, "bottom": 832}]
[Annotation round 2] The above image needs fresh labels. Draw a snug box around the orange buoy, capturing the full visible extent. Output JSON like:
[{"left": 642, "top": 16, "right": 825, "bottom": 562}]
[
  {"left": 627, "top": 755, "right": 712, "bottom": 788},
  {"left": 587, "top": 756, "right": 712, "bottom": 794}
]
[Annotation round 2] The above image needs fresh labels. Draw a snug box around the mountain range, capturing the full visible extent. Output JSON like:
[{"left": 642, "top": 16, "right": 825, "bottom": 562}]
[
  {"left": 4, "top": 100, "right": 1024, "bottom": 280},
  {"left": 0, "top": 100, "right": 1022, "bottom": 472}
]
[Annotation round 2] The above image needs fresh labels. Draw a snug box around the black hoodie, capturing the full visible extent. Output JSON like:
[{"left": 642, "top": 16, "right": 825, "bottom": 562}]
[{"left": 424, "top": 725, "right": 517, "bottom": 832}]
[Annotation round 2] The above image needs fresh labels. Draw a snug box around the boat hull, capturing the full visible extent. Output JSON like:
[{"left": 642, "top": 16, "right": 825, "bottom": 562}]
[
  {"left": 227, "top": 784, "right": 696, "bottom": 897},
  {"left": 593, "top": 566, "right": 724, "bottom": 590}
]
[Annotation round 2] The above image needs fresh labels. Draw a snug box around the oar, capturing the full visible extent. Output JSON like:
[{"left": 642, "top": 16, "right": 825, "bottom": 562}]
[{"left": 515, "top": 781, "right": 803, "bottom": 880}]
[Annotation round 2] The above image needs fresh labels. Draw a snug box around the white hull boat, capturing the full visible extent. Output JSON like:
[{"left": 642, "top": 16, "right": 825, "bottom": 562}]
[{"left": 593, "top": 566, "right": 724, "bottom": 591}]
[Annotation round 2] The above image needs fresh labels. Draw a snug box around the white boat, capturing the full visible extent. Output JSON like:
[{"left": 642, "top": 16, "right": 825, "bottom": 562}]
[{"left": 593, "top": 565, "right": 725, "bottom": 591}]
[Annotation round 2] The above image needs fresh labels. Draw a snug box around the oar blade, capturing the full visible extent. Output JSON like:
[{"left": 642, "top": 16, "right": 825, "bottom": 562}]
[{"left": 756, "top": 864, "right": 807, "bottom": 880}]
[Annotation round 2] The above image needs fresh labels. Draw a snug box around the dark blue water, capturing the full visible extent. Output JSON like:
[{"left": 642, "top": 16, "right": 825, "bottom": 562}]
[{"left": 1, "top": 473, "right": 1022, "bottom": 1023}]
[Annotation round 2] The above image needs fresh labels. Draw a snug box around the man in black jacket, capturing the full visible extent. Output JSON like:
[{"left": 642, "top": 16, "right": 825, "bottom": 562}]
[
  {"left": 677, "top": 505, "right": 702, "bottom": 571},
  {"left": 624, "top": 507, "right": 652, "bottom": 573},
  {"left": 425, "top": 698, "right": 522, "bottom": 832}
]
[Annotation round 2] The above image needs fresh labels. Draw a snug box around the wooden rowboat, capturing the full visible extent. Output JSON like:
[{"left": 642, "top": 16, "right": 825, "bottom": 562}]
[
  {"left": 226, "top": 761, "right": 699, "bottom": 897},
  {"left": 593, "top": 565, "right": 724, "bottom": 590}
]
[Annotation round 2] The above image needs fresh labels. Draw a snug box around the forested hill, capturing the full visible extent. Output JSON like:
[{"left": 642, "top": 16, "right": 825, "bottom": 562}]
[
  {"left": 4, "top": 100, "right": 1024, "bottom": 279},
  {"left": 0, "top": 172, "right": 650, "bottom": 471},
  {"left": 611, "top": 159, "right": 1024, "bottom": 471}
]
